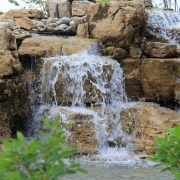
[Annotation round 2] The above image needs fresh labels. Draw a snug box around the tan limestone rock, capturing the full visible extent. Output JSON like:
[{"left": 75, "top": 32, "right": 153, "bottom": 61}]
[
  {"left": 71, "top": 16, "right": 85, "bottom": 29},
  {"left": 68, "top": 112, "right": 98, "bottom": 154},
  {"left": 0, "top": 9, "right": 44, "bottom": 20},
  {"left": 88, "top": 2, "right": 146, "bottom": 48},
  {"left": 13, "top": 29, "right": 31, "bottom": 40},
  {"left": 18, "top": 36, "right": 98, "bottom": 57},
  {"left": 142, "top": 42, "right": 177, "bottom": 58},
  {"left": 76, "top": 23, "right": 89, "bottom": 38},
  {"left": 121, "top": 58, "right": 143, "bottom": 99},
  {"left": 72, "top": 1, "right": 98, "bottom": 17},
  {"left": 38, "top": 107, "right": 98, "bottom": 154},
  {"left": 14, "top": 17, "right": 35, "bottom": 30},
  {"left": 0, "top": 51, "right": 21, "bottom": 77},
  {"left": 121, "top": 102, "right": 180, "bottom": 152},
  {"left": 0, "top": 22, "right": 15, "bottom": 51},
  {"left": 58, "top": 0, "right": 71, "bottom": 18},
  {"left": 47, "top": 0, "right": 71, "bottom": 18},
  {"left": 121, "top": 58, "right": 180, "bottom": 103}
]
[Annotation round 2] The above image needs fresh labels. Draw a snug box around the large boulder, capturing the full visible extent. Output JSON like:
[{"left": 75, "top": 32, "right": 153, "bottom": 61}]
[
  {"left": 121, "top": 58, "right": 180, "bottom": 103},
  {"left": 0, "top": 9, "right": 44, "bottom": 20},
  {"left": 85, "top": 1, "right": 146, "bottom": 48},
  {"left": 18, "top": 36, "right": 98, "bottom": 57},
  {"left": 121, "top": 102, "right": 180, "bottom": 152}
]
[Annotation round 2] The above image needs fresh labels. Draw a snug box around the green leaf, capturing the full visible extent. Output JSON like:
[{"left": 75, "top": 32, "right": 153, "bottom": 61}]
[{"left": 77, "top": 168, "right": 88, "bottom": 174}]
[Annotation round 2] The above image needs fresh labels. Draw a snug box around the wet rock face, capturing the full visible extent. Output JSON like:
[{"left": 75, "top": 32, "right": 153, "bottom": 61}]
[
  {"left": 35, "top": 56, "right": 115, "bottom": 105},
  {"left": 121, "top": 58, "right": 180, "bottom": 104},
  {"left": 0, "top": 77, "right": 29, "bottom": 147},
  {"left": 38, "top": 107, "right": 99, "bottom": 154},
  {"left": 120, "top": 102, "right": 180, "bottom": 152}
]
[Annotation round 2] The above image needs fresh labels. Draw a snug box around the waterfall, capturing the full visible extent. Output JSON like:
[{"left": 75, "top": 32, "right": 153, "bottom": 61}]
[
  {"left": 146, "top": 9, "right": 180, "bottom": 46},
  {"left": 27, "top": 42, "right": 140, "bottom": 163}
]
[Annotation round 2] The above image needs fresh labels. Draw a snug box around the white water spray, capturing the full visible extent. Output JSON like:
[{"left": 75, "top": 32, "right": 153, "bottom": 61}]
[{"left": 147, "top": 9, "right": 180, "bottom": 45}]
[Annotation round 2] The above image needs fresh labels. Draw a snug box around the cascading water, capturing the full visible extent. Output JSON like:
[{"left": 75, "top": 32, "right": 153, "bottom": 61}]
[
  {"left": 146, "top": 9, "right": 180, "bottom": 46},
  {"left": 27, "top": 42, "right": 140, "bottom": 164}
]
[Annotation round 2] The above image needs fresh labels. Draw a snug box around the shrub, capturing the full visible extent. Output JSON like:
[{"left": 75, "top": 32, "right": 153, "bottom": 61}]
[
  {"left": 150, "top": 126, "right": 180, "bottom": 180},
  {"left": 0, "top": 116, "right": 86, "bottom": 180}
]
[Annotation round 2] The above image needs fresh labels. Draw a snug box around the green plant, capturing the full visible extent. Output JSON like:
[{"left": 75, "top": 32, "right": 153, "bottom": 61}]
[
  {"left": 0, "top": 116, "right": 86, "bottom": 180},
  {"left": 150, "top": 126, "right": 180, "bottom": 180},
  {"left": 8, "top": 0, "right": 47, "bottom": 13}
]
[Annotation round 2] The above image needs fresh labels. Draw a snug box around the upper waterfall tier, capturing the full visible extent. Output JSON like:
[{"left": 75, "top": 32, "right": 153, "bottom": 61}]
[
  {"left": 146, "top": 9, "right": 180, "bottom": 46},
  {"left": 36, "top": 46, "right": 127, "bottom": 106}
]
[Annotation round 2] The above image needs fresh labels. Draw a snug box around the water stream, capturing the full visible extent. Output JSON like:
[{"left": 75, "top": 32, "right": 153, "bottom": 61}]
[{"left": 146, "top": 9, "right": 180, "bottom": 46}]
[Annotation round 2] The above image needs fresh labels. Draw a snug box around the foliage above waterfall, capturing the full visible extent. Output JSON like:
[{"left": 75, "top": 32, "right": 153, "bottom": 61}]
[
  {"left": 0, "top": 116, "right": 86, "bottom": 180},
  {"left": 8, "top": 0, "right": 46, "bottom": 13},
  {"left": 150, "top": 126, "right": 180, "bottom": 180}
]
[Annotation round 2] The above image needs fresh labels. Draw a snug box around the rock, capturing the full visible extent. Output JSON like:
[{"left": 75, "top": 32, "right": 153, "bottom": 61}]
[
  {"left": 37, "top": 27, "right": 46, "bottom": 32},
  {"left": 45, "top": 23, "right": 55, "bottom": 31},
  {"left": 18, "top": 36, "right": 98, "bottom": 57},
  {"left": 57, "top": 17, "right": 71, "bottom": 25},
  {"left": 67, "top": 111, "right": 98, "bottom": 154},
  {"left": 112, "top": 48, "right": 128, "bottom": 59},
  {"left": 54, "top": 24, "right": 68, "bottom": 32},
  {"left": 13, "top": 29, "right": 31, "bottom": 40},
  {"left": 2, "top": 19, "right": 15, "bottom": 27},
  {"left": 47, "top": 0, "right": 71, "bottom": 18},
  {"left": 12, "top": 24, "right": 21, "bottom": 30},
  {"left": 36, "top": 107, "right": 98, "bottom": 154},
  {"left": 0, "top": 127, "right": 11, "bottom": 145},
  {"left": 0, "top": 22, "right": 16, "bottom": 51},
  {"left": 76, "top": 23, "right": 89, "bottom": 38},
  {"left": 0, "top": 77, "right": 29, "bottom": 150},
  {"left": 57, "top": 0, "right": 71, "bottom": 18},
  {"left": 87, "top": 1, "right": 146, "bottom": 48},
  {"left": 72, "top": 1, "right": 98, "bottom": 17},
  {"left": 106, "top": 46, "right": 115, "bottom": 56},
  {"left": 145, "top": 33, "right": 170, "bottom": 43},
  {"left": 47, "top": 17, "right": 58, "bottom": 23},
  {"left": 0, "top": 51, "right": 21, "bottom": 77},
  {"left": 121, "top": 58, "right": 180, "bottom": 103},
  {"left": 47, "top": 0, "right": 58, "bottom": 18},
  {"left": 129, "top": 46, "right": 142, "bottom": 58},
  {"left": 71, "top": 16, "right": 85, "bottom": 29},
  {"left": 121, "top": 102, "right": 180, "bottom": 152},
  {"left": 0, "top": 9, "right": 44, "bottom": 20},
  {"left": 14, "top": 17, "right": 34, "bottom": 30},
  {"left": 142, "top": 42, "right": 177, "bottom": 58},
  {"left": 35, "top": 21, "right": 45, "bottom": 28}
]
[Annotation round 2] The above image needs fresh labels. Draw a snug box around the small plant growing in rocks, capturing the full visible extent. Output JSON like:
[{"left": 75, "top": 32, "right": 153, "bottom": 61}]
[
  {"left": 0, "top": 116, "right": 86, "bottom": 180},
  {"left": 150, "top": 126, "right": 180, "bottom": 180}
]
